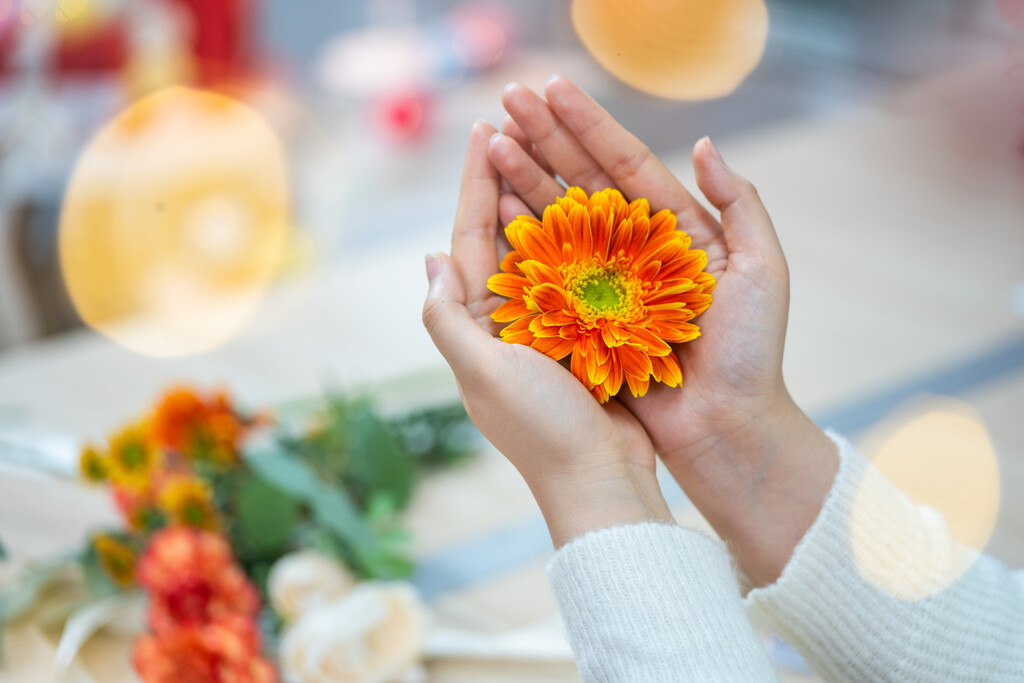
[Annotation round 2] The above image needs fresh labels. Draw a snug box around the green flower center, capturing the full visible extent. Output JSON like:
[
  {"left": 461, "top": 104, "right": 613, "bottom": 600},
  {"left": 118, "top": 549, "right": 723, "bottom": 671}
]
[
  {"left": 566, "top": 262, "right": 642, "bottom": 323},
  {"left": 123, "top": 444, "right": 146, "bottom": 469}
]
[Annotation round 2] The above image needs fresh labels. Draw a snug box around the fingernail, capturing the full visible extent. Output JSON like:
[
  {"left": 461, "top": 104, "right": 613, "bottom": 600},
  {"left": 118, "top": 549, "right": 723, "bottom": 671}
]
[
  {"left": 425, "top": 253, "right": 442, "bottom": 283},
  {"left": 503, "top": 81, "right": 519, "bottom": 93},
  {"left": 546, "top": 74, "right": 560, "bottom": 84},
  {"left": 489, "top": 132, "right": 503, "bottom": 144},
  {"left": 703, "top": 136, "right": 723, "bottom": 163}
]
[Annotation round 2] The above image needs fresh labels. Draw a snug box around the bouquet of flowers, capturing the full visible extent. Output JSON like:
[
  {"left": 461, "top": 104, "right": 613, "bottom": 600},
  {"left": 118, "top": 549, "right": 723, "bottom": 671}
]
[{"left": 1, "top": 386, "right": 476, "bottom": 682}]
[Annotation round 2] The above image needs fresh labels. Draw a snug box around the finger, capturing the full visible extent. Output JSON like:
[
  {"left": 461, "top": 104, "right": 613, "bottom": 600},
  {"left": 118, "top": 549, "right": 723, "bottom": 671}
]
[
  {"left": 544, "top": 76, "right": 722, "bottom": 241},
  {"left": 692, "top": 137, "right": 783, "bottom": 258},
  {"left": 499, "top": 192, "right": 535, "bottom": 227},
  {"left": 502, "top": 82, "right": 615, "bottom": 194},
  {"left": 501, "top": 115, "right": 555, "bottom": 177},
  {"left": 501, "top": 115, "right": 531, "bottom": 153},
  {"left": 452, "top": 120, "right": 504, "bottom": 316},
  {"left": 488, "top": 132, "right": 564, "bottom": 216},
  {"left": 422, "top": 252, "right": 498, "bottom": 377}
]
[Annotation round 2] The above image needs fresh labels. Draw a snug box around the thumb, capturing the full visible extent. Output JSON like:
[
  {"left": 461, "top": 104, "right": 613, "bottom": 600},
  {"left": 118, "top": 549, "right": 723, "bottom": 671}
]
[
  {"left": 692, "top": 136, "right": 783, "bottom": 259},
  {"left": 422, "top": 252, "right": 496, "bottom": 376}
]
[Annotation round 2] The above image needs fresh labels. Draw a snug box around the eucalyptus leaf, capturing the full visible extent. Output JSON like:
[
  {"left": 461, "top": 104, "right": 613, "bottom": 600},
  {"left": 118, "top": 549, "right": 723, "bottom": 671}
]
[
  {"left": 244, "top": 447, "right": 321, "bottom": 499},
  {"left": 347, "top": 402, "right": 414, "bottom": 509},
  {"left": 244, "top": 446, "right": 380, "bottom": 574},
  {"left": 238, "top": 477, "right": 299, "bottom": 554}
]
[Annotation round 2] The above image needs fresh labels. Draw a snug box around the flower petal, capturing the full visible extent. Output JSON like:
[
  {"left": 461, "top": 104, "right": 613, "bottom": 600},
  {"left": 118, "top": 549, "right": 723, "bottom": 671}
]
[
  {"left": 544, "top": 204, "right": 573, "bottom": 254},
  {"left": 527, "top": 283, "right": 569, "bottom": 313},
  {"left": 500, "top": 250, "right": 525, "bottom": 275},
  {"left": 499, "top": 316, "right": 536, "bottom": 345},
  {"left": 626, "top": 325, "right": 673, "bottom": 356},
  {"left": 508, "top": 221, "right": 562, "bottom": 264},
  {"left": 532, "top": 335, "right": 574, "bottom": 360},
  {"left": 652, "top": 354, "right": 683, "bottom": 387},
  {"left": 625, "top": 373, "right": 650, "bottom": 398},
  {"left": 569, "top": 204, "right": 592, "bottom": 261},
  {"left": 519, "top": 259, "right": 562, "bottom": 286},
  {"left": 488, "top": 273, "right": 529, "bottom": 298},
  {"left": 491, "top": 298, "right": 531, "bottom": 323}
]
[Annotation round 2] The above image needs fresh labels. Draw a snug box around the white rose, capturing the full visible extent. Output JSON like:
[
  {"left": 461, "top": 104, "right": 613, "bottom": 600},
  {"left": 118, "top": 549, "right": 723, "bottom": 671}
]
[
  {"left": 268, "top": 551, "right": 357, "bottom": 622},
  {"left": 280, "top": 582, "right": 427, "bottom": 683}
]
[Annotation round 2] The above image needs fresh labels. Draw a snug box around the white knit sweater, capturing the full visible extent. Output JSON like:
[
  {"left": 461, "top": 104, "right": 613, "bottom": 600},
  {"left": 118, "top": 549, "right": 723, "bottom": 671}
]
[{"left": 546, "top": 432, "right": 1024, "bottom": 681}]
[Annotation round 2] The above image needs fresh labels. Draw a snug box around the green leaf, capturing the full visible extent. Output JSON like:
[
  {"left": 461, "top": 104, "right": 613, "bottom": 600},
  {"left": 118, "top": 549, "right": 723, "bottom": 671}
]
[
  {"left": 347, "top": 401, "right": 415, "bottom": 509},
  {"left": 244, "top": 446, "right": 321, "bottom": 499},
  {"left": 238, "top": 477, "right": 299, "bottom": 554},
  {"left": 0, "top": 536, "right": 6, "bottom": 560},
  {"left": 243, "top": 446, "right": 380, "bottom": 573}
]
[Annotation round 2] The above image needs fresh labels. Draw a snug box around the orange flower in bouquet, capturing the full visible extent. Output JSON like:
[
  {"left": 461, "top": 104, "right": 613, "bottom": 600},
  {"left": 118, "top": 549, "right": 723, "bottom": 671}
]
[
  {"left": 488, "top": 187, "right": 715, "bottom": 402},
  {"left": 151, "top": 387, "right": 255, "bottom": 464},
  {"left": 133, "top": 613, "right": 277, "bottom": 683}
]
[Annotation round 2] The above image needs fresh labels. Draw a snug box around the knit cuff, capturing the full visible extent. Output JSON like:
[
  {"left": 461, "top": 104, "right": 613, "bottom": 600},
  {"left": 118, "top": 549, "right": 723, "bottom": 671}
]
[
  {"left": 548, "top": 522, "right": 776, "bottom": 682},
  {"left": 743, "top": 431, "right": 1024, "bottom": 680}
]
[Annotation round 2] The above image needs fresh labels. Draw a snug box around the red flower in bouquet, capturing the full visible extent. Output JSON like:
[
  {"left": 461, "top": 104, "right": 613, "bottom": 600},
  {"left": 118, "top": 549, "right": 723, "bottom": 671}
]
[
  {"left": 136, "top": 526, "right": 260, "bottom": 634},
  {"left": 151, "top": 387, "right": 252, "bottom": 464},
  {"left": 133, "top": 614, "right": 277, "bottom": 683}
]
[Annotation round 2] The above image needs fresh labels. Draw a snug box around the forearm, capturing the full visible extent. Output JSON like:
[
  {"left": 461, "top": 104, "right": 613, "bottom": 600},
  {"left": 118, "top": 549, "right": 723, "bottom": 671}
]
[
  {"left": 745, "top": 433, "right": 1024, "bottom": 681},
  {"left": 661, "top": 393, "right": 839, "bottom": 587}
]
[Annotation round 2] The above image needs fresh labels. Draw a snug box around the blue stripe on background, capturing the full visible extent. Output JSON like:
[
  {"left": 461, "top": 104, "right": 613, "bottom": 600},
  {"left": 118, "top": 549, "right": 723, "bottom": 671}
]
[{"left": 412, "top": 333, "right": 1024, "bottom": 599}]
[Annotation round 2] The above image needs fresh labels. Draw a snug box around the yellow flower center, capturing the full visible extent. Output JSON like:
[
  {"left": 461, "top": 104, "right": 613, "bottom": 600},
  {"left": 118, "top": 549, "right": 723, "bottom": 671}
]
[{"left": 566, "top": 262, "right": 642, "bottom": 324}]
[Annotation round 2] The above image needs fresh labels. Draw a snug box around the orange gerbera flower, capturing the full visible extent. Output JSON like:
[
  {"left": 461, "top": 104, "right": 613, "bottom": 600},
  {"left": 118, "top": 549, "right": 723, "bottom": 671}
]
[{"left": 488, "top": 187, "right": 715, "bottom": 403}]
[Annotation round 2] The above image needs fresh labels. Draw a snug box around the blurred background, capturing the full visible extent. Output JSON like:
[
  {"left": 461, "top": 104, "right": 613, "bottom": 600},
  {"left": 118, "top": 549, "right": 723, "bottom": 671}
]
[
  {"left": 0, "top": 1, "right": 1022, "bottom": 680},
  {"left": 0, "top": 0, "right": 1020, "bottom": 348}
]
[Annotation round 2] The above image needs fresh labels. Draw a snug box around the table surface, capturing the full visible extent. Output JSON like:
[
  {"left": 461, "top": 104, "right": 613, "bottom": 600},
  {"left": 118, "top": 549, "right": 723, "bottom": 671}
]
[{"left": 1, "top": 63, "right": 1023, "bottom": 682}]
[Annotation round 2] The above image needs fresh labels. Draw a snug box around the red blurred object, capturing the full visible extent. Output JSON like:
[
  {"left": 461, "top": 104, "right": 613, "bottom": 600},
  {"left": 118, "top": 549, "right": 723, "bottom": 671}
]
[
  {"left": 371, "top": 90, "right": 432, "bottom": 144},
  {"left": 171, "top": 0, "right": 254, "bottom": 86},
  {"left": 0, "top": 0, "right": 256, "bottom": 84}
]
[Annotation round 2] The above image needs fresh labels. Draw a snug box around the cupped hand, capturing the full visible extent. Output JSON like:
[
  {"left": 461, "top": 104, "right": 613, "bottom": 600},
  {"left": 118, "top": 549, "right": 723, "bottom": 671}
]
[
  {"left": 489, "top": 76, "right": 792, "bottom": 470},
  {"left": 487, "top": 78, "right": 838, "bottom": 584},
  {"left": 422, "top": 121, "right": 673, "bottom": 548}
]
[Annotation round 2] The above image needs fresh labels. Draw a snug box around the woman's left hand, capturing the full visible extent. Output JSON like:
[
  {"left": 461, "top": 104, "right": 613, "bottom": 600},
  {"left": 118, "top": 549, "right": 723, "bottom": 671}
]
[{"left": 422, "top": 121, "right": 673, "bottom": 548}]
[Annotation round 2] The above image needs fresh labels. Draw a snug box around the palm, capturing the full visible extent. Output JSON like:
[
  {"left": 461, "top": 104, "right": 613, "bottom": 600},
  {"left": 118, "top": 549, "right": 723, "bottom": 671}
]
[
  {"left": 486, "top": 77, "right": 790, "bottom": 465},
  {"left": 621, "top": 243, "right": 788, "bottom": 462}
]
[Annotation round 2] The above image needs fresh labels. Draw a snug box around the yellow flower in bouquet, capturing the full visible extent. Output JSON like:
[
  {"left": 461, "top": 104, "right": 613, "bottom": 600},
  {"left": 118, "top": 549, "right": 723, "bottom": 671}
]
[
  {"left": 93, "top": 534, "right": 137, "bottom": 588},
  {"left": 79, "top": 445, "right": 109, "bottom": 483},
  {"left": 106, "top": 423, "right": 163, "bottom": 491},
  {"left": 157, "top": 476, "right": 219, "bottom": 531},
  {"left": 488, "top": 187, "right": 715, "bottom": 402}
]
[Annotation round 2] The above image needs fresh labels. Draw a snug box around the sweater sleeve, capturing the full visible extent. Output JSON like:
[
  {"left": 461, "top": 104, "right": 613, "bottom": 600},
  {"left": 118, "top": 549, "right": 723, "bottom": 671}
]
[
  {"left": 745, "top": 431, "right": 1024, "bottom": 681},
  {"left": 546, "top": 522, "right": 778, "bottom": 682}
]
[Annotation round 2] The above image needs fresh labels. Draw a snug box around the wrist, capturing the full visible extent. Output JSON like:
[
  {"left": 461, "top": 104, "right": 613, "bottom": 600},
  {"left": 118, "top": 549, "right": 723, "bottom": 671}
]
[
  {"left": 530, "top": 468, "right": 674, "bottom": 549},
  {"left": 662, "top": 392, "right": 839, "bottom": 586}
]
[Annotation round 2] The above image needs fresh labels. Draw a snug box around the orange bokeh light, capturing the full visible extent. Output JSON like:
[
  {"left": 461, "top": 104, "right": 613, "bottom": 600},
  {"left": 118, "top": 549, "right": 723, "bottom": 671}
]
[
  {"left": 851, "top": 398, "right": 1002, "bottom": 601},
  {"left": 571, "top": 0, "right": 769, "bottom": 101},
  {"left": 59, "top": 87, "right": 290, "bottom": 357}
]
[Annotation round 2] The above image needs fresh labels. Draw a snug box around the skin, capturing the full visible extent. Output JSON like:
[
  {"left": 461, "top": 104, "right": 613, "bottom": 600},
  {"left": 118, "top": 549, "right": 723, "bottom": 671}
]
[
  {"left": 422, "top": 121, "right": 673, "bottom": 549},
  {"left": 425, "top": 78, "right": 839, "bottom": 585}
]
